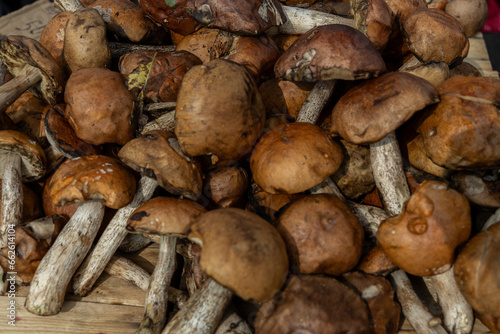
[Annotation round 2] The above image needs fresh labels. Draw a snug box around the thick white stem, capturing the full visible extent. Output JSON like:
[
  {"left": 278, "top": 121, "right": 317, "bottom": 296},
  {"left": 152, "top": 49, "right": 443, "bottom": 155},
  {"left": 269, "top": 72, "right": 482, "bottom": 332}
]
[
  {"left": 105, "top": 254, "right": 151, "bottom": 291},
  {"left": 162, "top": 277, "right": 233, "bottom": 334},
  {"left": 0, "top": 153, "right": 22, "bottom": 248},
  {"left": 25, "top": 200, "right": 105, "bottom": 316},
  {"left": 0, "top": 66, "right": 42, "bottom": 113},
  {"left": 72, "top": 176, "right": 158, "bottom": 296},
  {"left": 295, "top": 80, "right": 337, "bottom": 124}
]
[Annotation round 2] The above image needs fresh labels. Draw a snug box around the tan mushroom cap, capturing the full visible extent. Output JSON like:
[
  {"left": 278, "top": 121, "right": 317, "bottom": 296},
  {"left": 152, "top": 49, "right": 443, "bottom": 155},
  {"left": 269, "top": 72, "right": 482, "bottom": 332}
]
[
  {"left": 174, "top": 27, "right": 221, "bottom": 63},
  {"left": 250, "top": 122, "right": 344, "bottom": 194},
  {"left": 351, "top": 0, "right": 392, "bottom": 51},
  {"left": 47, "top": 155, "right": 136, "bottom": 209},
  {"left": 276, "top": 193, "right": 364, "bottom": 276},
  {"left": 127, "top": 196, "right": 207, "bottom": 236},
  {"left": 418, "top": 75, "right": 500, "bottom": 169},
  {"left": 39, "top": 11, "right": 72, "bottom": 69},
  {"left": 330, "top": 72, "right": 440, "bottom": 144},
  {"left": 377, "top": 180, "right": 471, "bottom": 276},
  {"left": 118, "top": 130, "right": 203, "bottom": 201},
  {"left": 0, "top": 130, "right": 46, "bottom": 182},
  {"left": 0, "top": 35, "right": 65, "bottom": 106},
  {"left": 445, "top": 0, "right": 488, "bottom": 37},
  {"left": 64, "top": 67, "right": 136, "bottom": 146},
  {"left": 254, "top": 275, "right": 371, "bottom": 334},
  {"left": 187, "top": 208, "right": 289, "bottom": 303},
  {"left": 274, "top": 24, "right": 386, "bottom": 82},
  {"left": 0, "top": 180, "right": 43, "bottom": 223}
]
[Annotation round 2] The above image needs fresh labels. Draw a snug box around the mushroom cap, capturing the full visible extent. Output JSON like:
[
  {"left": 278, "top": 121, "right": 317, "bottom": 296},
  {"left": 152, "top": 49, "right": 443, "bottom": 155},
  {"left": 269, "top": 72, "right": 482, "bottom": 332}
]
[
  {"left": 140, "top": 0, "right": 200, "bottom": 36},
  {"left": 64, "top": 67, "right": 136, "bottom": 146},
  {"left": 402, "top": 8, "right": 469, "bottom": 67},
  {"left": 118, "top": 130, "right": 203, "bottom": 201},
  {"left": 0, "top": 130, "right": 46, "bottom": 182},
  {"left": 451, "top": 170, "right": 500, "bottom": 209},
  {"left": 330, "top": 72, "right": 440, "bottom": 144},
  {"left": 0, "top": 35, "right": 64, "bottom": 106},
  {"left": 203, "top": 166, "right": 249, "bottom": 209},
  {"left": 274, "top": 24, "right": 386, "bottom": 82},
  {"left": 47, "top": 155, "right": 136, "bottom": 209},
  {"left": 254, "top": 275, "right": 371, "bottom": 334},
  {"left": 407, "top": 134, "right": 450, "bottom": 179},
  {"left": 418, "top": 75, "right": 500, "bottom": 169},
  {"left": 250, "top": 122, "right": 344, "bottom": 194},
  {"left": 454, "top": 222, "right": 500, "bottom": 318},
  {"left": 127, "top": 196, "right": 207, "bottom": 235},
  {"left": 187, "top": 208, "right": 289, "bottom": 302},
  {"left": 276, "top": 193, "right": 364, "bottom": 276},
  {"left": 39, "top": 11, "right": 72, "bottom": 69},
  {"left": 377, "top": 180, "right": 471, "bottom": 276},
  {"left": 351, "top": 0, "right": 392, "bottom": 51},
  {"left": 445, "top": 0, "right": 488, "bottom": 37},
  {"left": 174, "top": 27, "right": 221, "bottom": 63}
]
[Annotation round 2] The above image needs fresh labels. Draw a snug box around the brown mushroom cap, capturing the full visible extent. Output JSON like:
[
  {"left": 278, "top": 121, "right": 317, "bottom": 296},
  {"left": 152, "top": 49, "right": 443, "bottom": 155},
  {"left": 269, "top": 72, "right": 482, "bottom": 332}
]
[
  {"left": 445, "top": 0, "right": 488, "bottom": 37},
  {"left": 0, "top": 35, "right": 65, "bottom": 106},
  {"left": 407, "top": 134, "right": 450, "bottom": 179},
  {"left": 140, "top": 0, "right": 200, "bottom": 36},
  {"left": 276, "top": 193, "right": 364, "bottom": 276},
  {"left": 351, "top": 0, "right": 392, "bottom": 51},
  {"left": 174, "top": 27, "right": 221, "bottom": 63},
  {"left": 64, "top": 67, "right": 136, "bottom": 146},
  {"left": 451, "top": 170, "right": 500, "bottom": 209},
  {"left": 203, "top": 166, "right": 249, "bottom": 209},
  {"left": 254, "top": 274, "right": 372, "bottom": 334},
  {"left": 377, "top": 180, "right": 471, "bottom": 276},
  {"left": 47, "top": 155, "right": 136, "bottom": 209},
  {"left": 248, "top": 182, "right": 306, "bottom": 221},
  {"left": 127, "top": 196, "right": 207, "bottom": 235},
  {"left": 274, "top": 24, "right": 386, "bottom": 82},
  {"left": 39, "top": 11, "right": 72, "bottom": 69},
  {"left": 118, "top": 130, "right": 203, "bottom": 201},
  {"left": 187, "top": 208, "right": 289, "bottom": 303},
  {"left": 250, "top": 122, "right": 344, "bottom": 194},
  {"left": 330, "top": 72, "right": 440, "bottom": 144}
]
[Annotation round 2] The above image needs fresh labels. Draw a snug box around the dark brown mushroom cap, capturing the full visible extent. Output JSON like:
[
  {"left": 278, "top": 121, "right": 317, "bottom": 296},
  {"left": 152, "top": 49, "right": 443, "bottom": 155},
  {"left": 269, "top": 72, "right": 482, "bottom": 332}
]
[
  {"left": 64, "top": 67, "right": 136, "bottom": 146},
  {"left": 187, "top": 208, "right": 289, "bottom": 303},
  {"left": 276, "top": 193, "right": 364, "bottom": 276},
  {"left": 203, "top": 166, "right": 249, "bottom": 209},
  {"left": 0, "top": 35, "right": 64, "bottom": 106},
  {"left": 0, "top": 130, "right": 46, "bottom": 182},
  {"left": 377, "top": 180, "right": 471, "bottom": 276},
  {"left": 402, "top": 8, "right": 469, "bottom": 67},
  {"left": 351, "top": 0, "right": 392, "bottom": 51},
  {"left": 127, "top": 196, "right": 207, "bottom": 235},
  {"left": 47, "top": 155, "right": 136, "bottom": 209},
  {"left": 418, "top": 75, "right": 500, "bottom": 169},
  {"left": 274, "top": 24, "right": 386, "bottom": 82},
  {"left": 451, "top": 170, "right": 500, "bottom": 209},
  {"left": 254, "top": 275, "right": 371, "bottom": 334},
  {"left": 454, "top": 222, "right": 500, "bottom": 318},
  {"left": 118, "top": 130, "right": 203, "bottom": 201},
  {"left": 140, "top": 0, "right": 200, "bottom": 36},
  {"left": 186, "top": 0, "right": 286, "bottom": 35},
  {"left": 250, "top": 122, "right": 344, "bottom": 194},
  {"left": 330, "top": 72, "right": 440, "bottom": 144}
]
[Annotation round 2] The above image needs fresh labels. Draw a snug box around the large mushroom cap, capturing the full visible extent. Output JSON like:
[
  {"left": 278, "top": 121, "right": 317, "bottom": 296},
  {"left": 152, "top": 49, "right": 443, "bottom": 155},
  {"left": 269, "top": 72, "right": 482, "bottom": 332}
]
[
  {"left": 330, "top": 72, "right": 440, "bottom": 144},
  {"left": 187, "top": 208, "right": 289, "bottom": 303},
  {"left": 0, "top": 35, "right": 64, "bottom": 106},
  {"left": 250, "top": 122, "right": 344, "bottom": 194},
  {"left": 274, "top": 24, "right": 386, "bottom": 82},
  {"left": 140, "top": 0, "right": 200, "bottom": 36}
]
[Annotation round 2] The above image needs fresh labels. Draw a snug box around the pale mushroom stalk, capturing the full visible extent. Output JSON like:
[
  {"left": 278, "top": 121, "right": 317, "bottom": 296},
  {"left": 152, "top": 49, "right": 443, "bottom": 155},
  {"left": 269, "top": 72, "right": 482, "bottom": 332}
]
[
  {"left": 25, "top": 200, "right": 105, "bottom": 316},
  {"left": 72, "top": 176, "right": 158, "bottom": 296},
  {"left": 0, "top": 66, "right": 42, "bottom": 113},
  {"left": 295, "top": 80, "right": 337, "bottom": 124},
  {"left": 141, "top": 111, "right": 176, "bottom": 134},
  {"left": 0, "top": 153, "right": 22, "bottom": 248},
  {"left": 119, "top": 233, "right": 153, "bottom": 253}
]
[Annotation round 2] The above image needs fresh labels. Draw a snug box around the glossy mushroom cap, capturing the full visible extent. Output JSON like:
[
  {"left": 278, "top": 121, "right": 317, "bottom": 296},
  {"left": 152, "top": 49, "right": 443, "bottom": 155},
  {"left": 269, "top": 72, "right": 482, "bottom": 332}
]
[
  {"left": 254, "top": 275, "right": 371, "bottom": 334},
  {"left": 274, "top": 24, "right": 386, "bottom": 82},
  {"left": 0, "top": 35, "right": 64, "bottom": 106},
  {"left": 276, "top": 193, "right": 364, "bottom": 275},
  {"left": 377, "top": 180, "right": 471, "bottom": 276},
  {"left": 127, "top": 196, "right": 207, "bottom": 236},
  {"left": 64, "top": 67, "right": 136, "bottom": 146},
  {"left": 187, "top": 208, "right": 288, "bottom": 303},
  {"left": 140, "top": 0, "right": 200, "bottom": 36},
  {"left": 250, "top": 122, "right": 344, "bottom": 194},
  {"left": 330, "top": 72, "right": 440, "bottom": 144},
  {"left": 118, "top": 130, "right": 203, "bottom": 201},
  {"left": 47, "top": 155, "right": 136, "bottom": 209}
]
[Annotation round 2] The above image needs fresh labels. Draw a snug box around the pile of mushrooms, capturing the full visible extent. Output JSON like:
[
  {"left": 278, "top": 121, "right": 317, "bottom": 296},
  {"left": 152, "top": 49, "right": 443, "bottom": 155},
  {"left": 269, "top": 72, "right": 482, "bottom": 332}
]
[{"left": 0, "top": 0, "right": 499, "bottom": 333}]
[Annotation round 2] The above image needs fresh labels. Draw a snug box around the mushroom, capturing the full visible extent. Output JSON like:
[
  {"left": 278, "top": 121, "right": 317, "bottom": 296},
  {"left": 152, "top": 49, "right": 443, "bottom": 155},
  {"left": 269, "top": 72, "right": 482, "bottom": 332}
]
[
  {"left": 203, "top": 165, "right": 249, "bottom": 209},
  {"left": 445, "top": 0, "right": 488, "bottom": 37},
  {"left": 139, "top": 0, "right": 201, "bottom": 36},
  {"left": 451, "top": 170, "right": 500, "bottom": 209}
]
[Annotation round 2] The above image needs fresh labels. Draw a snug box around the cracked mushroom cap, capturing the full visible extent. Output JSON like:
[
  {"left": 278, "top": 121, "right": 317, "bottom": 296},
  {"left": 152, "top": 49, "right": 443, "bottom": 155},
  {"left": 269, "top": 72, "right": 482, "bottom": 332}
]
[
  {"left": 250, "top": 122, "right": 344, "bottom": 194},
  {"left": 330, "top": 72, "right": 440, "bottom": 144},
  {"left": 118, "top": 130, "right": 203, "bottom": 201},
  {"left": 0, "top": 35, "right": 64, "bottom": 106},
  {"left": 377, "top": 180, "right": 471, "bottom": 276},
  {"left": 47, "top": 155, "right": 136, "bottom": 209},
  {"left": 187, "top": 208, "right": 289, "bottom": 303},
  {"left": 127, "top": 196, "right": 207, "bottom": 236},
  {"left": 274, "top": 24, "right": 386, "bottom": 82},
  {"left": 254, "top": 275, "right": 371, "bottom": 334}
]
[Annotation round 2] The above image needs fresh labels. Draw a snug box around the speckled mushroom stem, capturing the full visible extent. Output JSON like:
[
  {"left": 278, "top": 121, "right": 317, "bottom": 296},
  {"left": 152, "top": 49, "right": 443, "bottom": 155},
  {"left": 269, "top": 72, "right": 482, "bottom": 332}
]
[
  {"left": 0, "top": 153, "right": 23, "bottom": 248},
  {"left": 109, "top": 43, "right": 175, "bottom": 59},
  {"left": 141, "top": 111, "right": 176, "bottom": 134},
  {"left": 119, "top": 233, "right": 153, "bottom": 253},
  {"left": 295, "top": 80, "right": 337, "bottom": 124},
  {"left": 0, "top": 66, "right": 42, "bottom": 113},
  {"left": 72, "top": 176, "right": 158, "bottom": 296},
  {"left": 25, "top": 200, "right": 105, "bottom": 316},
  {"left": 161, "top": 277, "right": 233, "bottom": 334}
]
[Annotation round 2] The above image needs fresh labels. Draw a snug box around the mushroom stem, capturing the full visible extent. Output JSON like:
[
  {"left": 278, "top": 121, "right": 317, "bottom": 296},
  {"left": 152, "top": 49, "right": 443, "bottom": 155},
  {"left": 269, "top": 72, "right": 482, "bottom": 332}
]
[
  {"left": 137, "top": 235, "right": 177, "bottom": 334},
  {"left": 72, "top": 176, "right": 158, "bottom": 296},
  {"left": 104, "top": 254, "right": 152, "bottom": 291},
  {"left": 0, "top": 153, "right": 23, "bottom": 248},
  {"left": 295, "top": 80, "right": 336, "bottom": 124},
  {"left": 109, "top": 43, "right": 175, "bottom": 59},
  {"left": 0, "top": 66, "right": 42, "bottom": 113},
  {"left": 53, "top": 0, "right": 84, "bottom": 12},
  {"left": 161, "top": 277, "right": 233, "bottom": 334},
  {"left": 141, "top": 111, "right": 176, "bottom": 134},
  {"left": 119, "top": 233, "right": 153, "bottom": 253},
  {"left": 25, "top": 200, "right": 105, "bottom": 316}
]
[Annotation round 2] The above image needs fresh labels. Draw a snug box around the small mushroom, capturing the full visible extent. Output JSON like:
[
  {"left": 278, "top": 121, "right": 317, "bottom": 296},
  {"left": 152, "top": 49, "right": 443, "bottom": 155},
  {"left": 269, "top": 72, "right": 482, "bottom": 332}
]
[{"left": 203, "top": 165, "right": 249, "bottom": 209}]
